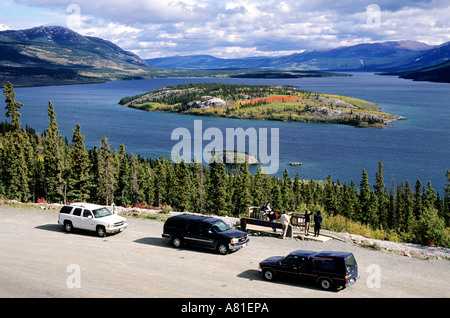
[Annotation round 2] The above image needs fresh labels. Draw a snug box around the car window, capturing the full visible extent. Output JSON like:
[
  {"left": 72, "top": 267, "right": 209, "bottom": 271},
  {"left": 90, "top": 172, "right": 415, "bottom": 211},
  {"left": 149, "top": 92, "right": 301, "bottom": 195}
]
[
  {"left": 72, "top": 208, "right": 82, "bottom": 216},
  {"left": 188, "top": 221, "right": 201, "bottom": 232},
  {"left": 313, "top": 258, "right": 336, "bottom": 272},
  {"left": 83, "top": 209, "right": 93, "bottom": 218},
  {"left": 60, "top": 206, "right": 73, "bottom": 214},
  {"left": 345, "top": 254, "right": 357, "bottom": 271}
]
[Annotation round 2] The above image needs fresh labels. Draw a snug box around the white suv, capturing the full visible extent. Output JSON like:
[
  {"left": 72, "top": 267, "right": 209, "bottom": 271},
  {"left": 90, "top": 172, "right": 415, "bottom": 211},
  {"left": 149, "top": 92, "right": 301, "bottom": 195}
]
[{"left": 58, "top": 202, "right": 127, "bottom": 237}]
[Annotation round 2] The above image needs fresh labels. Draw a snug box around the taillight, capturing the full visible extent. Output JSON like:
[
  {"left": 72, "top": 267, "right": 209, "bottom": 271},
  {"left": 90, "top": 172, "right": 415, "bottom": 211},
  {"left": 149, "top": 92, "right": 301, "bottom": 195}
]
[{"left": 345, "top": 275, "right": 348, "bottom": 282}]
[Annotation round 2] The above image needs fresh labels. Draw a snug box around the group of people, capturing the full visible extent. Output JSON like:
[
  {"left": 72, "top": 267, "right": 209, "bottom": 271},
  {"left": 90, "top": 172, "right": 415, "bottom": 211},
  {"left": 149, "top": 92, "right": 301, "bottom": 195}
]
[{"left": 259, "top": 202, "right": 323, "bottom": 239}]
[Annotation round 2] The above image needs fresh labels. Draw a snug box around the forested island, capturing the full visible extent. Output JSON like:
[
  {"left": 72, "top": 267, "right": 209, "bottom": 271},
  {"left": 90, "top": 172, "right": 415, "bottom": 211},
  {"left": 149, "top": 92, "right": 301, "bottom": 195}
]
[
  {"left": 1, "top": 82, "right": 448, "bottom": 248},
  {"left": 119, "top": 83, "right": 404, "bottom": 128}
]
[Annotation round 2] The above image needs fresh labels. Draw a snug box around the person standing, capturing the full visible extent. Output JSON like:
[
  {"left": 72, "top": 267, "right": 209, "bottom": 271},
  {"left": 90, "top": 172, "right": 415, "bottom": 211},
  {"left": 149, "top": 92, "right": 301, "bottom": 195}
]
[
  {"left": 304, "top": 210, "right": 311, "bottom": 236},
  {"left": 281, "top": 211, "right": 292, "bottom": 239},
  {"left": 268, "top": 208, "right": 277, "bottom": 232},
  {"left": 260, "top": 202, "right": 271, "bottom": 220},
  {"left": 314, "top": 211, "right": 323, "bottom": 237}
]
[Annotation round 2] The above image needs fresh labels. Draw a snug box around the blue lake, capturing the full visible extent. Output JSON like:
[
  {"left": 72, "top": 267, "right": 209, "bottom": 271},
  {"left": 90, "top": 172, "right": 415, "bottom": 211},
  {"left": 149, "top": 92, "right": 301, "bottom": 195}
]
[{"left": 14, "top": 73, "right": 450, "bottom": 194}]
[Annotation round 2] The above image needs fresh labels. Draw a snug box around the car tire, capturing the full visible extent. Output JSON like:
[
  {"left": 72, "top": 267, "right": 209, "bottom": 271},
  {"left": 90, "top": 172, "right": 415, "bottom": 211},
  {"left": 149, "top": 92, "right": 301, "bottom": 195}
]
[
  {"left": 318, "top": 277, "right": 333, "bottom": 290},
  {"left": 64, "top": 221, "right": 73, "bottom": 233},
  {"left": 217, "top": 243, "right": 229, "bottom": 255},
  {"left": 263, "top": 269, "right": 276, "bottom": 281},
  {"left": 172, "top": 236, "right": 183, "bottom": 248},
  {"left": 96, "top": 226, "right": 107, "bottom": 238}
]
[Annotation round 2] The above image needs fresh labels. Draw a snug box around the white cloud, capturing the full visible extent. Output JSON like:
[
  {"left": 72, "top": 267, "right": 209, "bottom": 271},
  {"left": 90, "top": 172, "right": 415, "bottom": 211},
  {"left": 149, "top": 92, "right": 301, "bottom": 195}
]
[{"left": 4, "top": 0, "right": 450, "bottom": 58}]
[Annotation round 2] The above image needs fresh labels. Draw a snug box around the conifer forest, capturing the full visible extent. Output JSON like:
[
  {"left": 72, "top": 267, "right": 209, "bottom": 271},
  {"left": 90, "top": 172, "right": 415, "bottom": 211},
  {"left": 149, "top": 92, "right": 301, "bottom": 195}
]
[{"left": 1, "top": 83, "right": 449, "bottom": 247}]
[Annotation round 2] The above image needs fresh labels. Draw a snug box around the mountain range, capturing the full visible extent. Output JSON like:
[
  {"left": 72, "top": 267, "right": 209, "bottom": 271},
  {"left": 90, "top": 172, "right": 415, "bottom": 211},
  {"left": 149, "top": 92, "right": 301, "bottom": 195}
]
[
  {"left": 0, "top": 25, "right": 152, "bottom": 87},
  {"left": 146, "top": 40, "right": 450, "bottom": 72},
  {"left": 1, "top": 25, "right": 450, "bottom": 87}
]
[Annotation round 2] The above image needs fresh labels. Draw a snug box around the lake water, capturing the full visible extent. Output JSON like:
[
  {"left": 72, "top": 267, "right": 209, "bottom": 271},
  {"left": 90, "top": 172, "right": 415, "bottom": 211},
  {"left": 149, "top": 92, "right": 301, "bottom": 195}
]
[{"left": 14, "top": 73, "right": 450, "bottom": 194}]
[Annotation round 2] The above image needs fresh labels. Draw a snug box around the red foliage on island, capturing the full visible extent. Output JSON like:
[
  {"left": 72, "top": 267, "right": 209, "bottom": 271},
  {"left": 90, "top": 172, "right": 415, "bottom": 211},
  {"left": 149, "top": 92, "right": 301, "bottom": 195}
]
[{"left": 244, "top": 95, "right": 304, "bottom": 106}]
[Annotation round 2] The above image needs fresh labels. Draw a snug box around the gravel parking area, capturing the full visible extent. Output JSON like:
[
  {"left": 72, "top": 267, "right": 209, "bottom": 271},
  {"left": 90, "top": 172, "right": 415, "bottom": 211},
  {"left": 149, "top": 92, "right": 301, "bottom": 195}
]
[{"left": 0, "top": 206, "right": 449, "bottom": 299}]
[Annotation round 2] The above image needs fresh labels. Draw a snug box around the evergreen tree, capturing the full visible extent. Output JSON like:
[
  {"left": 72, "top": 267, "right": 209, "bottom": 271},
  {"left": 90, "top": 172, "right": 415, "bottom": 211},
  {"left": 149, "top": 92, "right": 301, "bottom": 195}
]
[
  {"left": 233, "top": 161, "right": 253, "bottom": 216},
  {"left": 116, "top": 144, "right": 130, "bottom": 205},
  {"left": 292, "top": 171, "right": 301, "bottom": 210},
  {"left": 414, "top": 180, "right": 423, "bottom": 220},
  {"left": 206, "top": 159, "right": 228, "bottom": 216},
  {"left": 4, "top": 82, "right": 23, "bottom": 130},
  {"left": 172, "top": 160, "right": 191, "bottom": 211},
  {"left": 281, "top": 169, "right": 294, "bottom": 211},
  {"left": 374, "top": 161, "right": 389, "bottom": 229},
  {"left": 444, "top": 170, "right": 450, "bottom": 227},
  {"left": 129, "top": 154, "right": 140, "bottom": 205},
  {"left": 153, "top": 156, "right": 167, "bottom": 206},
  {"left": 67, "top": 124, "right": 91, "bottom": 202},
  {"left": 97, "top": 137, "right": 116, "bottom": 205},
  {"left": 359, "top": 169, "right": 371, "bottom": 223},
  {"left": 1, "top": 83, "right": 33, "bottom": 201},
  {"left": 271, "top": 181, "right": 283, "bottom": 213},
  {"left": 42, "top": 101, "right": 66, "bottom": 202},
  {"left": 189, "top": 161, "right": 206, "bottom": 214}
]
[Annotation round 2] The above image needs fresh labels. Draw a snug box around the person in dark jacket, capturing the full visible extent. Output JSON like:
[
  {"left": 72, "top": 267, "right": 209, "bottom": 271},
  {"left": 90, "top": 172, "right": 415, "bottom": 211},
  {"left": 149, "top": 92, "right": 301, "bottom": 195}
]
[
  {"left": 304, "top": 210, "right": 311, "bottom": 236},
  {"left": 314, "top": 211, "right": 323, "bottom": 237},
  {"left": 268, "top": 208, "right": 278, "bottom": 232}
]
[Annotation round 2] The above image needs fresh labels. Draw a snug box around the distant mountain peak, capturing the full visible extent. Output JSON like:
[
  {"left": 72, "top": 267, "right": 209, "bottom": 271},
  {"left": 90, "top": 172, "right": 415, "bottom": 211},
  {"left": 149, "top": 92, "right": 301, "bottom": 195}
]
[{"left": 0, "top": 25, "right": 89, "bottom": 45}]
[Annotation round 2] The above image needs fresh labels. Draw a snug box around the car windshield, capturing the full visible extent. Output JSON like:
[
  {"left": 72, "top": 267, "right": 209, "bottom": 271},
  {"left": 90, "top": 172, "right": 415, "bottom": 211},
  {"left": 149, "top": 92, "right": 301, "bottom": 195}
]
[
  {"left": 92, "top": 207, "right": 112, "bottom": 218},
  {"left": 211, "top": 220, "right": 231, "bottom": 233}
]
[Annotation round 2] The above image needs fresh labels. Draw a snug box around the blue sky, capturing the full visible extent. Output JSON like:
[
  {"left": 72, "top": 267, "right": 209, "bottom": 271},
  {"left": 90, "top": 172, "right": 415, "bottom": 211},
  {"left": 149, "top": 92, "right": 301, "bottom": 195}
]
[{"left": 1, "top": 0, "right": 449, "bottom": 58}]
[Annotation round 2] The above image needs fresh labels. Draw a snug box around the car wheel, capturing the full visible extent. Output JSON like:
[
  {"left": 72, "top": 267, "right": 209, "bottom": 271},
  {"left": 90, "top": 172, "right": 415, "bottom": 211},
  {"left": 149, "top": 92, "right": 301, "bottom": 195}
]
[
  {"left": 319, "top": 278, "right": 333, "bottom": 290},
  {"left": 172, "top": 236, "right": 183, "bottom": 248},
  {"left": 217, "top": 243, "right": 229, "bottom": 255},
  {"left": 263, "top": 269, "right": 275, "bottom": 281},
  {"left": 64, "top": 221, "right": 73, "bottom": 233},
  {"left": 96, "top": 226, "right": 106, "bottom": 238}
]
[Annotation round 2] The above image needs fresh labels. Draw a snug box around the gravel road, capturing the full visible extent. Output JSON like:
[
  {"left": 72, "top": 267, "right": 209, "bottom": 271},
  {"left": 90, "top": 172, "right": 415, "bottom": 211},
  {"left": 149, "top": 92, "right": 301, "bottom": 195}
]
[{"left": 0, "top": 206, "right": 449, "bottom": 298}]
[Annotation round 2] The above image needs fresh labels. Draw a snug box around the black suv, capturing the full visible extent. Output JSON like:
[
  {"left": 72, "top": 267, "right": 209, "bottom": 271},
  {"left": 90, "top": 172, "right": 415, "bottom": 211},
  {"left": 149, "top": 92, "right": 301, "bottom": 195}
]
[
  {"left": 258, "top": 250, "right": 359, "bottom": 290},
  {"left": 162, "top": 214, "right": 249, "bottom": 255}
]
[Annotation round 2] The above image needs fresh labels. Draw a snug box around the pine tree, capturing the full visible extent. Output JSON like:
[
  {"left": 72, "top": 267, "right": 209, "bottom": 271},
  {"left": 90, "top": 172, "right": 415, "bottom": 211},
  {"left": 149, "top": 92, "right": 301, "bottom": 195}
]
[
  {"left": 67, "top": 124, "right": 92, "bottom": 202},
  {"left": 251, "top": 165, "right": 265, "bottom": 207},
  {"left": 1, "top": 83, "right": 33, "bottom": 201},
  {"left": 116, "top": 144, "right": 130, "bottom": 205},
  {"left": 233, "top": 161, "right": 253, "bottom": 216},
  {"left": 444, "top": 170, "right": 450, "bottom": 227},
  {"left": 97, "top": 137, "right": 116, "bottom": 205},
  {"left": 172, "top": 160, "right": 192, "bottom": 211},
  {"left": 129, "top": 154, "right": 139, "bottom": 205},
  {"left": 42, "top": 101, "right": 66, "bottom": 202},
  {"left": 153, "top": 156, "right": 167, "bottom": 206},
  {"left": 281, "top": 169, "right": 294, "bottom": 211},
  {"left": 374, "top": 161, "right": 389, "bottom": 229},
  {"left": 359, "top": 169, "right": 371, "bottom": 223},
  {"left": 189, "top": 161, "right": 206, "bottom": 214},
  {"left": 206, "top": 159, "right": 228, "bottom": 216},
  {"left": 292, "top": 171, "right": 301, "bottom": 210},
  {"left": 4, "top": 82, "right": 23, "bottom": 130}
]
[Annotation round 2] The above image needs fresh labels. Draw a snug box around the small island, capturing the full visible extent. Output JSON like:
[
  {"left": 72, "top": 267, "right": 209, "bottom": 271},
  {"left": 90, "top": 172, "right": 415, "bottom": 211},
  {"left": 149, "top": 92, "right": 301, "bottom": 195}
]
[{"left": 119, "top": 83, "right": 404, "bottom": 128}]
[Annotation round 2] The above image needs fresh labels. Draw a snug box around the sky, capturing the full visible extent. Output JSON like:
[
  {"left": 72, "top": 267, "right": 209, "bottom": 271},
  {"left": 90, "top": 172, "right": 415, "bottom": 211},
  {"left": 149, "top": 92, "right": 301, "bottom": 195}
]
[{"left": 1, "top": 0, "right": 450, "bottom": 59}]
